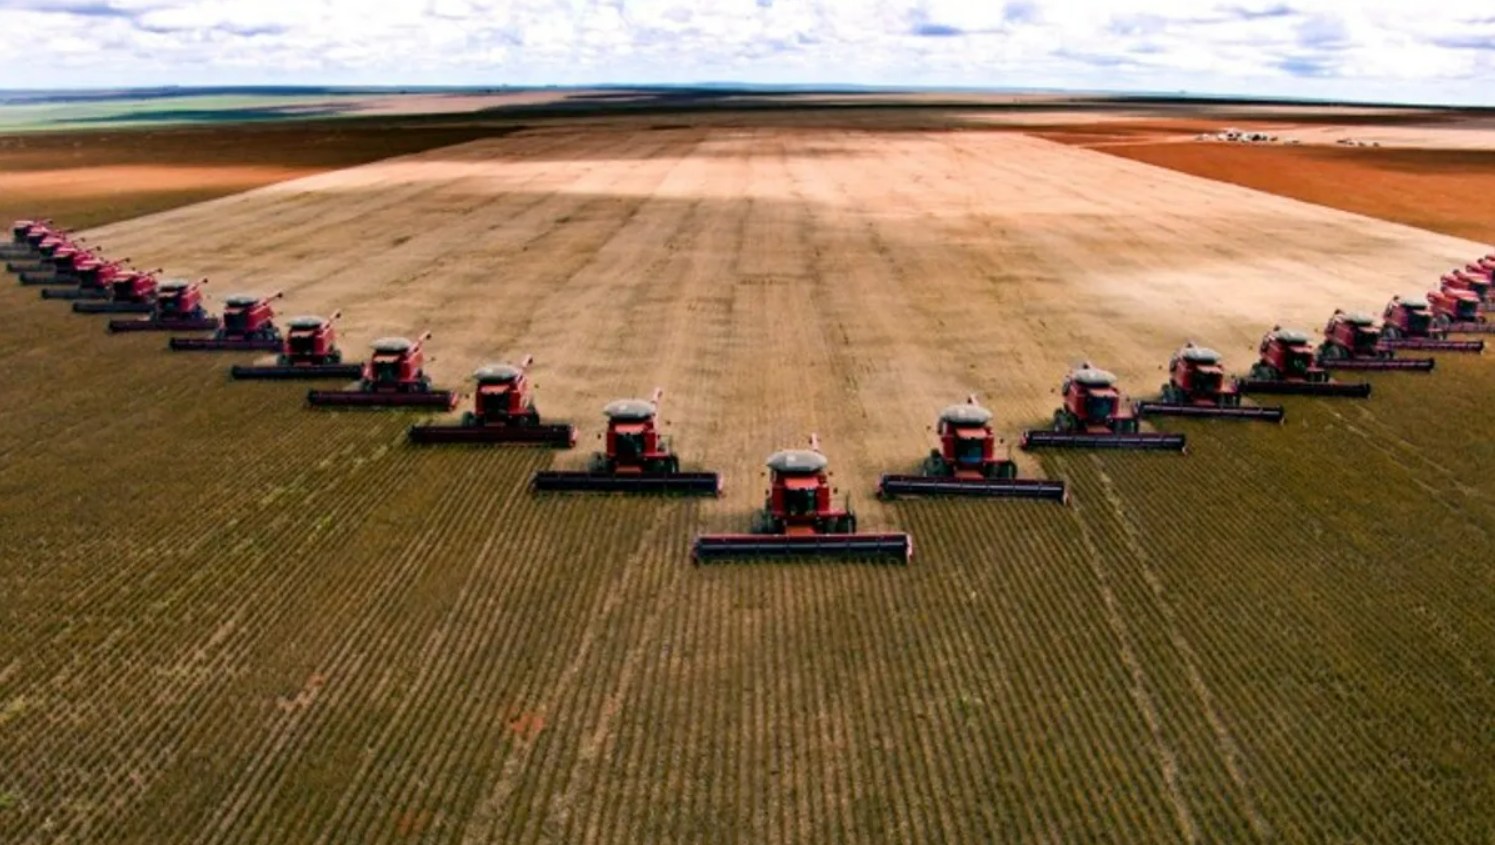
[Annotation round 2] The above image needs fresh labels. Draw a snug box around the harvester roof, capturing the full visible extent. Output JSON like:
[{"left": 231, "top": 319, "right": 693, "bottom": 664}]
[
  {"left": 224, "top": 294, "right": 260, "bottom": 307},
  {"left": 371, "top": 336, "right": 415, "bottom": 354},
  {"left": 473, "top": 363, "right": 523, "bottom": 383},
  {"left": 1180, "top": 346, "right": 1222, "bottom": 364},
  {"left": 939, "top": 403, "right": 993, "bottom": 426},
  {"left": 158, "top": 279, "right": 190, "bottom": 292},
  {"left": 1071, "top": 367, "right": 1117, "bottom": 388},
  {"left": 603, "top": 398, "right": 657, "bottom": 421},
  {"left": 1341, "top": 311, "right": 1376, "bottom": 327},
  {"left": 1399, "top": 296, "right": 1429, "bottom": 309},
  {"left": 286, "top": 315, "right": 327, "bottom": 330},
  {"left": 766, "top": 449, "right": 829, "bottom": 475},
  {"left": 1273, "top": 328, "right": 1311, "bottom": 345}
]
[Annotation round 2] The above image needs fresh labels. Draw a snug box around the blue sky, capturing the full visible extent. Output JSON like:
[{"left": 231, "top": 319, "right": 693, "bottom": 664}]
[{"left": 1, "top": 0, "right": 1492, "bottom": 104}]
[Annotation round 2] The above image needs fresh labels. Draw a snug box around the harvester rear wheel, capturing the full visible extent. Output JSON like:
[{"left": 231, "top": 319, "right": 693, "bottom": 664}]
[
  {"left": 1249, "top": 362, "right": 1279, "bottom": 381},
  {"left": 922, "top": 452, "right": 948, "bottom": 477},
  {"left": 988, "top": 461, "right": 1018, "bottom": 480},
  {"left": 1114, "top": 418, "right": 1140, "bottom": 434},
  {"left": 1053, "top": 409, "right": 1078, "bottom": 433},
  {"left": 1381, "top": 326, "right": 1401, "bottom": 340},
  {"left": 749, "top": 509, "right": 777, "bottom": 535}
]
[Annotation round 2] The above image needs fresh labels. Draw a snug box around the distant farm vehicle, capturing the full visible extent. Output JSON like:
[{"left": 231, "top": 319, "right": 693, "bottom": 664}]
[
  {"left": 409, "top": 356, "right": 576, "bottom": 447},
  {"left": 1021, "top": 365, "right": 1186, "bottom": 451},
  {"left": 694, "top": 435, "right": 911, "bottom": 563},
  {"left": 877, "top": 396, "right": 1067, "bottom": 501},
  {"left": 1134, "top": 343, "right": 1284, "bottom": 422}
]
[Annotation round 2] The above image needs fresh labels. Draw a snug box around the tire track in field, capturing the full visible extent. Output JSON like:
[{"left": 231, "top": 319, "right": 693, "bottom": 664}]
[
  {"left": 1062, "top": 490, "right": 1201, "bottom": 843},
  {"left": 1087, "top": 456, "right": 1270, "bottom": 838}
]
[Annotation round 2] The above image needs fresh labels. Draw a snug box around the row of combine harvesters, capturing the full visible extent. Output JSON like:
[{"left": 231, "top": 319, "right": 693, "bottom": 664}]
[{"left": 8, "top": 219, "right": 1494, "bottom": 564}]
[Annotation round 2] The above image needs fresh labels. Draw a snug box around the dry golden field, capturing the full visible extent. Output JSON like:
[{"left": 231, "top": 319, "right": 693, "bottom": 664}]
[{"left": 2, "top": 101, "right": 1494, "bottom": 843}]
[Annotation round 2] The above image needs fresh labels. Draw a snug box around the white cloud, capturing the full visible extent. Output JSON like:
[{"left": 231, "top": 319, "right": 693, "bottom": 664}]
[{"left": 0, "top": 0, "right": 1489, "bottom": 104}]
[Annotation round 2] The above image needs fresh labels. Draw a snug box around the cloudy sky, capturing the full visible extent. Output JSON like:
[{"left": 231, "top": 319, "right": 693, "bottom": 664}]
[{"left": 1, "top": 0, "right": 1492, "bottom": 104}]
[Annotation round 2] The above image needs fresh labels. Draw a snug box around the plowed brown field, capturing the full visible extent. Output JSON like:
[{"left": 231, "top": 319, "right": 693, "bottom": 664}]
[{"left": 3, "top": 114, "right": 1494, "bottom": 843}]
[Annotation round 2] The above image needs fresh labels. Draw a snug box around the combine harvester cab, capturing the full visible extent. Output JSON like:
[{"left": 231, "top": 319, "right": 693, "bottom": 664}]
[
  {"left": 169, "top": 291, "right": 284, "bottom": 351},
  {"left": 409, "top": 356, "right": 576, "bottom": 447},
  {"left": 1429, "top": 284, "right": 1494, "bottom": 336},
  {"left": 307, "top": 331, "right": 457, "bottom": 409},
  {"left": 107, "top": 279, "right": 220, "bottom": 333},
  {"left": 1379, "top": 295, "right": 1484, "bottom": 352},
  {"left": 877, "top": 396, "right": 1068, "bottom": 501},
  {"left": 1316, "top": 310, "right": 1435, "bottom": 371},
  {"left": 1234, "top": 327, "right": 1371, "bottom": 397},
  {"left": 1021, "top": 365, "right": 1187, "bottom": 451},
  {"left": 230, "top": 311, "right": 364, "bottom": 380},
  {"left": 1135, "top": 343, "right": 1285, "bottom": 422},
  {"left": 694, "top": 435, "right": 911, "bottom": 563},
  {"left": 73, "top": 269, "right": 160, "bottom": 314},
  {"left": 531, "top": 388, "right": 717, "bottom": 492}
]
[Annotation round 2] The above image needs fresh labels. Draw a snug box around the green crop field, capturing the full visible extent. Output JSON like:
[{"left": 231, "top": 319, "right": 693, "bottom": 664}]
[{"left": 2, "top": 107, "right": 1494, "bottom": 843}]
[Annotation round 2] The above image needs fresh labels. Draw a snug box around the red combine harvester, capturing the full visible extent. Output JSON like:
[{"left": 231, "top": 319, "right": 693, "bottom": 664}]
[
  {"left": 1379, "top": 295, "right": 1484, "bottom": 351},
  {"left": 230, "top": 311, "right": 363, "bottom": 380},
  {"left": 1235, "top": 326, "right": 1371, "bottom": 397},
  {"left": 307, "top": 332, "right": 457, "bottom": 409},
  {"left": 1430, "top": 284, "right": 1494, "bottom": 335},
  {"left": 72, "top": 269, "right": 160, "bottom": 314},
  {"left": 107, "top": 279, "right": 220, "bottom": 333},
  {"left": 3, "top": 220, "right": 46, "bottom": 258},
  {"left": 169, "top": 291, "right": 283, "bottom": 351},
  {"left": 877, "top": 396, "right": 1068, "bottom": 501},
  {"left": 1442, "top": 270, "right": 1491, "bottom": 303},
  {"left": 38, "top": 256, "right": 130, "bottom": 300},
  {"left": 409, "top": 356, "right": 576, "bottom": 447},
  {"left": 1021, "top": 366, "right": 1186, "bottom": 451},
  {"left": 1135, "top": 344, "right": 1285, "bottom": 422},
  {"left": 1316, "top": 310, "right": 1434, "bottom": 370},
  {"left": 16, "top": 242, "right": 93, "bottom": 284},
  {"left": 693, "top": 435, "right": 911, "bottom": 563},
  {"left": 532, "top": 389, "right": 720, "bottom": 493}
]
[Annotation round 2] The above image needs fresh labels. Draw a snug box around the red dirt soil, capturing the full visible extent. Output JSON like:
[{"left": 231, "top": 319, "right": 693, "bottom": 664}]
[{"left": 1039, "top": 129, "right": 1495, "bottom": 243}]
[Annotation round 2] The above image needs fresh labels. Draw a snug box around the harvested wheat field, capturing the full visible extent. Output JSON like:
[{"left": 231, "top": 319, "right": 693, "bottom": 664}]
[{"left": 3, "top": 111, "right": 1495, "bottom": 843}]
